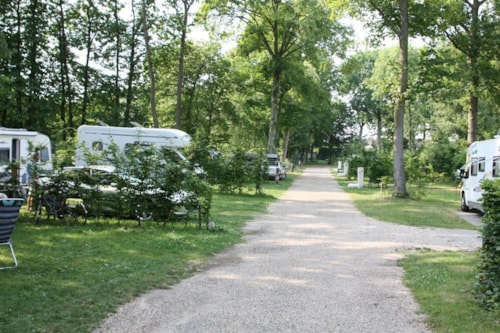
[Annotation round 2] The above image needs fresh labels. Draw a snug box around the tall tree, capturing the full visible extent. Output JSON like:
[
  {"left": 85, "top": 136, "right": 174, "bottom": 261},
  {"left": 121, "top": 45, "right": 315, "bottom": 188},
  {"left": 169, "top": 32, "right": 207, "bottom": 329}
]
[
  {"left": 1, "top": 0, "right": 27, "bottom": 125},
  {"left": 53, "top": 0, "right": 76, "bottom": 138},
  {"left": 340, "top": 50, "right": 387, "bottom": 151},
  {"left": 330, "top": 0, "right": 410, "bottom": 197},
  {"left": 25, "top": 0, "right": 49, "bottom": 129},
  {"left": 70, "top": 0, "right": 106, "bottom": 125},
  {"left": 427, "top": 0, "right": 497, "bottom": 144},
  {"left": 124, "top": 0, "right": 143, "bottom": 126},
  {"left": 141, "top": 0, "right": 159, "bottom": 127},
  {"left": 173, "top": 0, "right": 196, "bottom": 130},
  {"left": 201, "top": 0, "right": 348, "bottom": 153},
  {"left": 395, "top": 0, "right": 409, "bottom": 197}
]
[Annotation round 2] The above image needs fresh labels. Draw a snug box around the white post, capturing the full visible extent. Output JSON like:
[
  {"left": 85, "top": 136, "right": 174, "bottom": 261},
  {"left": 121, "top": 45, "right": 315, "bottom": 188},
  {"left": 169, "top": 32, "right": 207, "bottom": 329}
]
[{"left": 357, "top": 167, "right": 364, "bottom": 188}]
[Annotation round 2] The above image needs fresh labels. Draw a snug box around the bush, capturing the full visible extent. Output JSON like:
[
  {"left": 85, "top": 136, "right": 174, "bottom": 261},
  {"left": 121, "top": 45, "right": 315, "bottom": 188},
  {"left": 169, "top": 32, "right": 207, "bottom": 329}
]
[
  {"left": 347, "top": 150, "right": 393, "bottom": 185},
  {"left": 475, "top": 179, "right": 500, "bottom": 310},
  {"left": 419, "top": 141, "right": 465, "bottom": 180},
  {"left": 38, "top": 143, "right": 213, "bottom": 226}
]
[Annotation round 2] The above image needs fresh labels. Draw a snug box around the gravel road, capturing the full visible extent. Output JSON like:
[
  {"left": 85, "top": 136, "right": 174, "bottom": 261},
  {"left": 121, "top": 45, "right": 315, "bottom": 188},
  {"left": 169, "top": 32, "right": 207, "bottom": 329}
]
[{"left": 95, "top": 167, "right": 481, "bottom": 333}]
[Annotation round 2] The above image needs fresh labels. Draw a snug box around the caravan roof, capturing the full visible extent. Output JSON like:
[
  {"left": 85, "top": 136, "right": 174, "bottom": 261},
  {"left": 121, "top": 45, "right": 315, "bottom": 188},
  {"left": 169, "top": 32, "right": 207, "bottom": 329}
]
[
  {"left": 77, "top": 125, "right": 192, "bottom": 149},
  {"left": 0, "top": 127, "right": 43, "bottom": 138}
]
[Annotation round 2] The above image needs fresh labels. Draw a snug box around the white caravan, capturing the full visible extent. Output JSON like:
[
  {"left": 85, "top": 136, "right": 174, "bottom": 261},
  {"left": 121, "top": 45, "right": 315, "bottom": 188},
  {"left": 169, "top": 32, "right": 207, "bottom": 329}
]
[
  {"left": 0, "top": 127, "right": 53, "bottom": 185},
  {"left": 459, "top": 134, "right": 500, "bottom": 213},
  {"left": 75, "top": 125, "right": 193, "bottom": 167}
]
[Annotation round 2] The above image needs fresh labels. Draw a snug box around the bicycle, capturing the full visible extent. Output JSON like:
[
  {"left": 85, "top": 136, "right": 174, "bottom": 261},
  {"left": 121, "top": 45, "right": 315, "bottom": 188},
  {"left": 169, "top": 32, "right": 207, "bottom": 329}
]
[{"left": 34, "top": 188, "right": 88, "bottom": 224}]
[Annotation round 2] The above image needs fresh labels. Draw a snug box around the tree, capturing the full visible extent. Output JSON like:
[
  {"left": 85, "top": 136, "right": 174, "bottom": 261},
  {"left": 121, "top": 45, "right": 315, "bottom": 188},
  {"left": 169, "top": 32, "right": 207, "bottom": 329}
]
[
  {"left": 201, "top": 0, "right": 349, "bottom": 153},
  {"left": 426, "top": 0, "right": 498, "bottom": 144},
  {"left": 141, "top": 0, "right": 159, "bottom": 127},
  {"left": 123, "top": 0, "right": 143, "bottom": 126},
  {"left": 53, "top": 0, "right": 76, "bottom": 138},
  {"left": 173, "top": 0, "right": 196, "bottom": 130},
  {"left": 340, "top": 50, "right": 387, "bottom": 151},
  {"left": 330, "top": 0, "right": 413, "bottom": 197},
  {"left": 70, "top": 0, "right": 105, "bottom": 124}
]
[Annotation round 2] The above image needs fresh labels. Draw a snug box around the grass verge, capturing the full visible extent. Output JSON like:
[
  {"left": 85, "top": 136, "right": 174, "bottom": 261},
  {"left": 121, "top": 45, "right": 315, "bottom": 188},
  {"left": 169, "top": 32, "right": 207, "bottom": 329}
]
[
  {"left": 336, "top": 176, "right": 478, "bottom": 230},
  {"left": 400, "top": 250, "right": 500, "bottom": 332},
  {"left": 0, "top": 174, "right": 297, "bottom": 333},
  {"left": 335, "top": 172, "right": 499, "bottom": 331}
]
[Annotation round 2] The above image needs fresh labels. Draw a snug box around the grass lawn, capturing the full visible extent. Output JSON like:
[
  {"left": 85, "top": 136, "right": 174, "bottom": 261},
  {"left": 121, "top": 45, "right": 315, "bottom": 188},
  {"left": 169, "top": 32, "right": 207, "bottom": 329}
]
[
  {"left": 400, "top": 250, "right": 499, "bottom": 333},
  {"left": 335, "top": 172, "right": 499, "bottom": 332},
  {"left": 0, "top": 173, "right": 298, "bottom": 333},
  {"left": 336, "top": 176, "right": 478, "bottom": 230}
]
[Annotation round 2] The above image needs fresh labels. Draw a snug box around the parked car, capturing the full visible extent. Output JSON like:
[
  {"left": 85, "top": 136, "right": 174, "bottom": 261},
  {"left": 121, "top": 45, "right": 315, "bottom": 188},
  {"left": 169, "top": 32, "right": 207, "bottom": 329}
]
[{"left": 266, "top": 153, "right": 286, "bottom": 180}]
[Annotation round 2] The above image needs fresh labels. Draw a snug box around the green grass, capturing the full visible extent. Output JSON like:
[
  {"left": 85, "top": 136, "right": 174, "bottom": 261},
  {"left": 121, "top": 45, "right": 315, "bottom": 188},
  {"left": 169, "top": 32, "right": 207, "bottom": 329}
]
[
  {"left": 335, "top": 172, "right": 499, "bottom": 331},
  {"left": 401, "top": 251, "right": 500, "bottom": 333},
  {"left": 336, "top": 176, "right": 478, "bottom": 230},
  {"left": 0, "top": 174, "right": 297, "bottom": 333}
]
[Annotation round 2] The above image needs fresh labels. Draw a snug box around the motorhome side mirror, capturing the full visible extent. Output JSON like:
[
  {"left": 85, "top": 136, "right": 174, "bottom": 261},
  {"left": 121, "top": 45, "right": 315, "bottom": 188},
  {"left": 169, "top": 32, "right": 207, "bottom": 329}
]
[
  {"left": 460, "top": 169, "right": 469, "bottom": 179},
  {"left": 456, "top": 169, "right": 467, "bottom": 179}
]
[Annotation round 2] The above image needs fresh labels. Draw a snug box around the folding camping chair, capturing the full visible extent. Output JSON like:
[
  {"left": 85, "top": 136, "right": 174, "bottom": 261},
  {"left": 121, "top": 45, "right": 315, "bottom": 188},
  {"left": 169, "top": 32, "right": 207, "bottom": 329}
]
[{"left": 0, "top": 198, "right": 24, "bottom": 269}]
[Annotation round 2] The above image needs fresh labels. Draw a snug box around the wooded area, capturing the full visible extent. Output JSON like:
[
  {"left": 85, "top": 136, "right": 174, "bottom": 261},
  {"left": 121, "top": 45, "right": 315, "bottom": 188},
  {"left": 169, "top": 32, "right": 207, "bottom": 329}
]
[{"left": 1, "top": 0, "right": 499, "bottom": 196}]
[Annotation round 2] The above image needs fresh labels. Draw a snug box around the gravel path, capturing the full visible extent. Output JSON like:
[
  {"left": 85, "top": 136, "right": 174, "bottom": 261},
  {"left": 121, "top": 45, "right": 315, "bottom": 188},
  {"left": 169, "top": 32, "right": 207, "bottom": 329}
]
[{"left": 95, "top": 167, "right": 481, "bottom": 333}]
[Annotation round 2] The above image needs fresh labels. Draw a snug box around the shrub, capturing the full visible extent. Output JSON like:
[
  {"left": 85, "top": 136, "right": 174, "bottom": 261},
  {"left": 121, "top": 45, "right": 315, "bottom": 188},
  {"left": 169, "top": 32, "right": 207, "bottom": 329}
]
[
  {"left": 39, "top": 143, "right": 213, "bottom": 226},
  {"left": 475, "top": 179, "right": 500, "bottom": 310},
  {"left": 347, "top": 150, "right": 393, "bottom": 185},
  {"left": 419, "top": 141, "right": 465, "bottom": 180}
]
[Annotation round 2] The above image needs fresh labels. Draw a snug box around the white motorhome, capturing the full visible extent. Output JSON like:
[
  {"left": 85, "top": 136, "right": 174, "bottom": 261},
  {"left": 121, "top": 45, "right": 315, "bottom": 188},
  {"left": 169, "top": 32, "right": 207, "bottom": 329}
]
[
  {"left": 459, "top": 134, "right": 500, "bottom": 213},
  {"left": 75, "top": 124, "right": 193, "bottom": 167},
  {"left": 0, "top": 127, "right": 53, "bottom": 185}
]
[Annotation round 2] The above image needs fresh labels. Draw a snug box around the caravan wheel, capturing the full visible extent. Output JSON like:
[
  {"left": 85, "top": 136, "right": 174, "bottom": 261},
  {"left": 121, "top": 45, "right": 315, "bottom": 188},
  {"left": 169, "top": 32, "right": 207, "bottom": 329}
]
[{"left": 460, "top": 193, "right": 469, "bottom": 212}]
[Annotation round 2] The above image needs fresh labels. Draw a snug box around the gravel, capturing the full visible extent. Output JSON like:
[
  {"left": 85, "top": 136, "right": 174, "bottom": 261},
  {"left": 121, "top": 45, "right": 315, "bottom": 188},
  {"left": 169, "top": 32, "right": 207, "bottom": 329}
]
[{"left": 94, "top": 167, "right": 481, "bottom": 333}]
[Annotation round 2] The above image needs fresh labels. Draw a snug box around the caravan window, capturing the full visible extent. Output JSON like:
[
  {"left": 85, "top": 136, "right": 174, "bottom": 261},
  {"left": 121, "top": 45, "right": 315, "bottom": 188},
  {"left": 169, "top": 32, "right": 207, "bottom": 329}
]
[
  {"left": 493, "top": 157, "right": 499, "bottom": 178},
  {"left": 471, "top": 160, "right": 478, "bottom": 176},
  {"left": 39, "top": 147, "right": 50, "bottom": 163},
  {"left": 124, "top": 141, "right": 154, "bottom": 153},
  {"left": 92, "top": 141, "right": 103, "bottom": 151},
  {"left": 478, "top": 157, "right": 486, "bottom": 172},
  {"left": 0, "top": 148, "right": 9, "bottom": 163}
]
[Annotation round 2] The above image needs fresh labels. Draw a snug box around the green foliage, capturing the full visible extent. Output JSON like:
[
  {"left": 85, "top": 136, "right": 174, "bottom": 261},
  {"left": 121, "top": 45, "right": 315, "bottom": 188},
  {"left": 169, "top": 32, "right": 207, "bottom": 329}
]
[
  {"left": 216, "top": 150, "right": 258, "bottom": 194},
  {"left": 404, "top": 151, "right": 430, "bottom": 199},
  {"left": 475, "top": 179, "right": 500, "bottom": 310},
  {"left": 39, "top": 143, "right": 213, "bottom": 226},
  {"left": 348, "top": 150, "right": 393, "bottom": 184},
  {"left": 419, "top": 140, "right": 466, "bottom": 179}
]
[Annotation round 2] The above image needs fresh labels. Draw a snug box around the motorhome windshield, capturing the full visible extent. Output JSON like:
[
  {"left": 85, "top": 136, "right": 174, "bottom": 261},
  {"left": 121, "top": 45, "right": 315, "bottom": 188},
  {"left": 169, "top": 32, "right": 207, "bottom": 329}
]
[{"left": 267, "top": 154, "right": 279, "bottom": 166}]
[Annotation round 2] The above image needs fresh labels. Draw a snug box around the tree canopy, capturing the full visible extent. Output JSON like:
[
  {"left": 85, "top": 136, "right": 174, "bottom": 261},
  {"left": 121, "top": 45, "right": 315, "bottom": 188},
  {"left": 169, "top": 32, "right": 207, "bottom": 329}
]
[{"left": 0, "top": 0, "right": 499, "bottom": 182}]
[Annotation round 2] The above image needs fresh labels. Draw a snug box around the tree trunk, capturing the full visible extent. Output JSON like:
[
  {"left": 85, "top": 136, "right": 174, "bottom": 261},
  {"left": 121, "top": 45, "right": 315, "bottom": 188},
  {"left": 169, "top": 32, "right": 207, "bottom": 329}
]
[
  {"left": 176, "top": 1, "right": 193, "bottom": 130},
  {"left": 282, "top": 128, "right": 290, "bottom": 161},
  {"left": 57, "top": 0, "right": 73, "bottom": 136},
  {"left": 113, "top": 0, "right": 121, "bottom": 116},
  {"left": 393, "top": 0, "right": 408, "bottom": 198},
  {"left": 268, "top": 68, "right": 280, "bottom": 153},
  {"left": 142, "top": 0, "right": 159, "bottom": 128},
  {"left": 467, "top": 0, "right": 480, "bottom": 144},
  {"left": 376, "top": 112, "right": 382, "bottom": 151},
  {"left": 82, "top": 21, "right": 92, "bottom": 125},
  {"left": 125, "top": 0, "right": 139, "bottom": 125}
]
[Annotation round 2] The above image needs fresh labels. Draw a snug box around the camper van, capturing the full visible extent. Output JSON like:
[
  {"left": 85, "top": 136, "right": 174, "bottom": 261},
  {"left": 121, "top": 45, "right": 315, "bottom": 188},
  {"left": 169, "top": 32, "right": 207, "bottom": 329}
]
[
  {"left": 265, "top": 153, "right": 286, "bottom": 180},
  {"left": 0, "top": 127, "right": 53, "bottom": 185},
  {"left": 459, "top": 134, "right": 500, "bottom": 213},
  {"left": 75, "top": 124, "right": 194, "bottom": 168}
]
